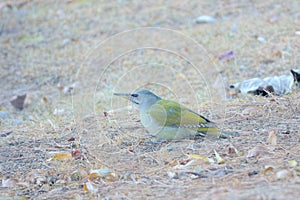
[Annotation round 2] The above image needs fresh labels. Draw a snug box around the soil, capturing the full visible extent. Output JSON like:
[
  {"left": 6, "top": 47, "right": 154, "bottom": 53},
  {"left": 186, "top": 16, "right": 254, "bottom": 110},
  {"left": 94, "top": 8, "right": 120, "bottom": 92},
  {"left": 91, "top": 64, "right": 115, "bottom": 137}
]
[{"left": 1, "top": 0, "right": 300, "bottom": 199}]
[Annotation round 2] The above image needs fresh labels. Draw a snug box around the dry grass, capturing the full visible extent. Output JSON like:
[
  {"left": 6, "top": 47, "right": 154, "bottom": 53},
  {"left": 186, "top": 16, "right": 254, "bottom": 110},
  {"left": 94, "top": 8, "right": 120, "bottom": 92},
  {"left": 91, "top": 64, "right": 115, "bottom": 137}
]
[{"left": 1, "top": 0, "right": 300, "bottom": 199}]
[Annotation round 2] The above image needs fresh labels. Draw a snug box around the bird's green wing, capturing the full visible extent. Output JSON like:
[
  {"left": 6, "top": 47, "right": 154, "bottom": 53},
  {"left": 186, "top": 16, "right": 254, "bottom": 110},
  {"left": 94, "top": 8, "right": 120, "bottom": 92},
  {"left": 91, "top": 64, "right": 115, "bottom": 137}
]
[
  {"left": 147, "top": 100, "right": 181, "bottom": 127},
  {"left": 148, "top": 99, "right": 223, "bottom": 137},
  {"left": 148, "top": 100, "right": 211, "bottom": 126}
]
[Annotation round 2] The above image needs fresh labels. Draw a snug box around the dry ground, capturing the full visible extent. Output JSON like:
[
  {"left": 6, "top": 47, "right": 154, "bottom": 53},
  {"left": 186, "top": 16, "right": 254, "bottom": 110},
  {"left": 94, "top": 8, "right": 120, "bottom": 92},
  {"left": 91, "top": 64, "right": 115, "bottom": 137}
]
[{"left": 1, "top": 0, "right": 300, "bottom": 199}]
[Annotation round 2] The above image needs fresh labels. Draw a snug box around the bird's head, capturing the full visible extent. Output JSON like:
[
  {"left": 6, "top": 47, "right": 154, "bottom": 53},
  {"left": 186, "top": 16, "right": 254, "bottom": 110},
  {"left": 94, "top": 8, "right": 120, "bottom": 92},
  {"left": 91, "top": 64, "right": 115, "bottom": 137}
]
[{"left": 114, "top": 89, "right": 161, "bottom": 111}]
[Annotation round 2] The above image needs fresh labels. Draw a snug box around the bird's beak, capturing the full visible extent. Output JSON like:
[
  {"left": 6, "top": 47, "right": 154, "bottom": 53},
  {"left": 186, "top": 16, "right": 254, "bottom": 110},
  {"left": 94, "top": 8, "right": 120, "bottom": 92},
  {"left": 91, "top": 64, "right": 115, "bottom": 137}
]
[{"left": 113, "top": 92, "right": 131, "bottom": 100}]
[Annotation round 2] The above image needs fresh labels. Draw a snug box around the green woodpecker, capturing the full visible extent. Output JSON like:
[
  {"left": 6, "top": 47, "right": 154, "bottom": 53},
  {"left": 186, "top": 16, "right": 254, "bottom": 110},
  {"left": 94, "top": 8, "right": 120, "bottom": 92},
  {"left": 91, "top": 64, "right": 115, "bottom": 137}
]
[{"left": 114, "top": 89, "right": 235, "bottom": 140}]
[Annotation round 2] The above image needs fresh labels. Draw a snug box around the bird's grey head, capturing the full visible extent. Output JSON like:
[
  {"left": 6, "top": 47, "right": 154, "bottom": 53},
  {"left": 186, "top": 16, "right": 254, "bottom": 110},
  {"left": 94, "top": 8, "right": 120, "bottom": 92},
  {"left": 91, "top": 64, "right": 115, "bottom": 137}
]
[
  {"left": 129, "top": 89, "right": 162, "bottom": 111},
  {"left": 114, "top": 89, "right": 161, "bottom": 111}
]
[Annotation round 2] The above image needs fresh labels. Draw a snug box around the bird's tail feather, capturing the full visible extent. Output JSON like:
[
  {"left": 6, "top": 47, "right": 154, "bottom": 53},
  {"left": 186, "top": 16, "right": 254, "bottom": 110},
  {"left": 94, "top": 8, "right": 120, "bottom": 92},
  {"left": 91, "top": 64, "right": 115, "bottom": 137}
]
[{"left": 197, "top": 127, "right": 240, "bottom": 138}]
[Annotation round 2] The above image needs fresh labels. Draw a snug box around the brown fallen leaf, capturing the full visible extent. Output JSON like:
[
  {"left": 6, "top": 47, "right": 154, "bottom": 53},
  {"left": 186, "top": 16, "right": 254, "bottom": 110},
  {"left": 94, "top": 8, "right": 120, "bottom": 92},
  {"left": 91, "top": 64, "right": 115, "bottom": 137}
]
[
  {"left": 228, "top": 146, "right": 243, "bottom": 156},
  {"left": 48, "top": 153, "right": 72, "bottom": 161},
  {"left": 127, "top": 146, "right": 134, "bottom": 153},
  {"left": 10, "top": 94, "right": 26, "bottom": 110},
  {"left": 83, "top": 181, "right": 98, "bottom": 194},
  {"left": 67, "top": 137, "right": 75, "bottom": 141},
  {"left": 274, "top": 50, "right": 282, "bottom": 58},
  {"left": 42, "top": 96, "right": 51, "bottom": 104},
  {"left": 228, "top": 147, "right": 235, "bottom": 155},
  {"left": 247, "top": 145, "right": 268, "bottom": 158},
  {"left": 88, "top": 168, "right": 116, "bottom": 181},
  {"left": 263, "top": 165, "right": 276, "bottom": 175},
  {"left": 71, "top": 149, "right": 85, "bottom": 160},
  {"left": 57, "top": 83, "right": 76, "bottom": 95},
  {"left": 267, "top": 131, "right": 277, "bottom": 146}
]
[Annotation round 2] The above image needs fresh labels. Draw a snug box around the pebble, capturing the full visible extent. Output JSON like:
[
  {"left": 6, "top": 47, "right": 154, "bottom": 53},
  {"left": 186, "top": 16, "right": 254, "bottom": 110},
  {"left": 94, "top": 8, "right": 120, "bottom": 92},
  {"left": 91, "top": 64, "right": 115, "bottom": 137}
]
[
  {"left": 195, "top": 15, "right": 216, "bottom": 24},
  {"left": 0, "top": 111, "right": 9, "bottom": 119},
  {"left": 257, "top": 36, "right": 266, "bottom": 44}
]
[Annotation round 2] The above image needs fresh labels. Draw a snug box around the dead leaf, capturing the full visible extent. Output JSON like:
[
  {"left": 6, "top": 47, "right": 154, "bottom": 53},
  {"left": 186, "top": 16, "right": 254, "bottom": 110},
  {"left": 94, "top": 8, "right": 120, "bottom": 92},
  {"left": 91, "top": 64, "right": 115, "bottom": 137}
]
[
  {"left": 263, "top": 165, "right": 275, "bottom": 175},
  {"left": 83, "top": 181, "right": 98, "bottom": 194},
  {"left": 173, "top": 159, "right": 195, "bottom": 169},
  {"left": 127, "top": 146, "right": 134, "bottom": 153},
  {"left": 89, "top": 168, "right": 115, "bottom": 180},
  {"left": 228, "top": 146, "right": 243, "bottom": 156},
  {"left": 71, "top": 149, "right": 84, "bottom": 160},
  {"left": 2, "top": 38, "right": 10, "bottom": 45},
  {"left": 57, "top": 83, "right": 77, "bottom": 95},
  {"left": 274, "top": 50, "right": 282, "bottom": 58},
  {"left": 10, "top": 94, "right": 26, "bottom": 110},
  {"left": 18, "top": 35, "right": 44, "bottom": 42},
  {"left": 179, "top": 159, "right": 192, "bottom": 166},
  {"left": 185, "top": 153, "right": 214, "bottom": 164},
  {"left": 288, "top": 160, "right": 298, "bottom": 167},
  {"left": 228, "top": 147, "right": 235, "bottom": 155},
  {"left": 214, "top": 150, "right": 225, "bottom": 164},
  {"left": 67, "top": 137, "right": 75, "bottom": 141},
  {"left": 42, "top": 96, "right": 50, "bottom": 104},
  {"left": 276, "top": 169, "right": 290, "bottom": 180},
  {"left": 247, "top": 145, "right": 267, "bottom": 158},
  {"left": 267, "top": 131, "right": 277, "bottom": 145},
  {"left": 48, "top": 153, "right": 72, "bottom": 161}
]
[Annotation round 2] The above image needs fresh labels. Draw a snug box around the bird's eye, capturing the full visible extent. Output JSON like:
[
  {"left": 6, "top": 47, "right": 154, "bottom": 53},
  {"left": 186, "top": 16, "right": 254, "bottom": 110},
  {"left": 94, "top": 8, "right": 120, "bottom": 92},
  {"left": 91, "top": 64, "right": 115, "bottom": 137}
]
[{"left": 131, "top": 94, "right": 138, "bottom": 97}]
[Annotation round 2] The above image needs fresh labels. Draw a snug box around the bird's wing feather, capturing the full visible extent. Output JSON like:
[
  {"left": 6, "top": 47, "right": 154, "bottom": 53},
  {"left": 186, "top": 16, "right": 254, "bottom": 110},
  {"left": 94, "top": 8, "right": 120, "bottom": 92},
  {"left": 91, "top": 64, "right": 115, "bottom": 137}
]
[
  {"left": 148, "top": 100, "right": 180, "bottom": 127},
  {"left": 148, "top": 100, "right": 211, "bottom": 126},
  {"left": 148, "top": 99, "right": 221, "bottom": 137}
]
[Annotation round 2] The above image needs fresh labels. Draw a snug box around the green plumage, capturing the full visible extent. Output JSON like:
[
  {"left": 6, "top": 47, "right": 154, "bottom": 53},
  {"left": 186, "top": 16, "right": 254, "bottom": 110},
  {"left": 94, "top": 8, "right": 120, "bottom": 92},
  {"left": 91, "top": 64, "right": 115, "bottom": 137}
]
[
  {"left": 146, "top": 99, "right": 220, "bottom": 138},
  {"left": 114, "top": 89, "right": 238, "bottom": 140}
]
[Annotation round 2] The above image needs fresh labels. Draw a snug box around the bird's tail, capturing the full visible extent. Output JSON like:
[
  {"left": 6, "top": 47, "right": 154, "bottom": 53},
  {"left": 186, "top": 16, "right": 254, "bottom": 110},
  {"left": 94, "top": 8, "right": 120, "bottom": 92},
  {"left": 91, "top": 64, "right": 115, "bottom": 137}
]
[{"left": 197, "top": 127, "right": 240, "bottom": 138}]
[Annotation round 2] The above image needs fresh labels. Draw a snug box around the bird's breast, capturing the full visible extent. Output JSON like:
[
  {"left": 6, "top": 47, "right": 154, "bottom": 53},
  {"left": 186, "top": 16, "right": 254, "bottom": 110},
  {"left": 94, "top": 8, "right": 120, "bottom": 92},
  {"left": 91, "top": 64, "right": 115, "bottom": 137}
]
[{"left": 140, "top": 112, "right": 163, "bottom": 134}]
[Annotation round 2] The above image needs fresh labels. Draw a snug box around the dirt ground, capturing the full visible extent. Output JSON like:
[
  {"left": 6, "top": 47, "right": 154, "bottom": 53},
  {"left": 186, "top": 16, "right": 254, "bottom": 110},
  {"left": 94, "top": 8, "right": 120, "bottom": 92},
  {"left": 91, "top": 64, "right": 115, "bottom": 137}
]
[{"left": 1, "top": 0, "right": 300, "bottom": 199}]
